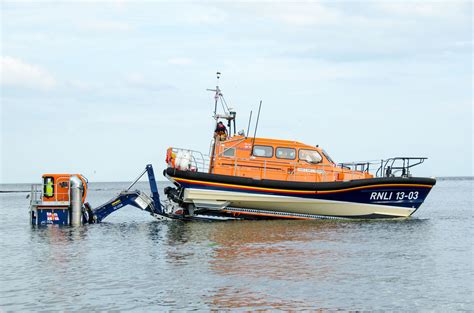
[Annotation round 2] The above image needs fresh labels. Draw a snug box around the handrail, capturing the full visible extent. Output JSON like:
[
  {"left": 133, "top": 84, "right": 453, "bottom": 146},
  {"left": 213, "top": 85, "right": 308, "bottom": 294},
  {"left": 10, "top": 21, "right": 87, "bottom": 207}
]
[
  {"left": 30, "top": 184, "right": 43, "bottom": 204},
  {"left": 170, "top": 147, "right": 211, "bottom": 172},
  {"left": 223, "top": 159, "right": 343, "bottom": 182},
  {"left": 217, "top": 155, "right": 348, "bottom": 182},
  {"left": 30, "top": 183, "right": 71, "bottom": 204},
  {"left": 217, "top": 137, "right": 247, "bottom": 157},
  {"left": 376, "top": 157, "right": 427, "bottom": 178}
]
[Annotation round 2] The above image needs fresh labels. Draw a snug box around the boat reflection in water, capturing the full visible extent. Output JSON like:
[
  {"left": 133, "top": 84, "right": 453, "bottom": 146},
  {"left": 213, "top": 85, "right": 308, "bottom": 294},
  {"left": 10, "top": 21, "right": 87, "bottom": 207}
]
[
  {"left": 201, "top": 220, "right": 357, "bottom": 310},
  {"left": 208, "top": 221, "right": 338, "bottom": 279}
]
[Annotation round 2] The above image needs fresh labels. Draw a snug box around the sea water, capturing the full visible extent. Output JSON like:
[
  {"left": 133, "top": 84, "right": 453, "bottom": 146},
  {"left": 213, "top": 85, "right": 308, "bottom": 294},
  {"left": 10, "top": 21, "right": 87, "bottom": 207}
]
[{"left": 0, "top": 178, "right": 472, "bottom": 311}]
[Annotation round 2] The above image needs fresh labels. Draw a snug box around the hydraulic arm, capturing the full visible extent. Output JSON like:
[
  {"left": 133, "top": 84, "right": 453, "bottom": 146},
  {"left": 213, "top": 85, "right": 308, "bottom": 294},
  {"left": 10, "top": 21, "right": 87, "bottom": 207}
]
[{"left": 87, "top": 164, "right": 163, "bottom": 223}]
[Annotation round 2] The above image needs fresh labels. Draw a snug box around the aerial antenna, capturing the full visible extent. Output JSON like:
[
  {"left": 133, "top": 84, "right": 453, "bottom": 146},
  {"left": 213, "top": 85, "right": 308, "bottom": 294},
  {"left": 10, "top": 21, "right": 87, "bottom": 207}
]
[
  {"left": 214, "top": 71, "right": 221, "bottom": 116},
  {"left": 206, "top": 71, "right": 221, "bottom": 117},
  {"left": 246, "top": 110, "right": 253, "bottom": 138},
  {"left": 251, "top": 100, "right": 262, "bottom": 151},
  {"left": 207, "top": 71, "right": 222, "bottom": 173}
]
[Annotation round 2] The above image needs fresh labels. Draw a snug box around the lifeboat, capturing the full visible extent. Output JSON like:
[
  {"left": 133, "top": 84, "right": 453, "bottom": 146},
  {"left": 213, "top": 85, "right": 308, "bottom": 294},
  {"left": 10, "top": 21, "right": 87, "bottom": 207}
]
[{"left": 163, "top": 74, "right": 436, "bottom": 220}]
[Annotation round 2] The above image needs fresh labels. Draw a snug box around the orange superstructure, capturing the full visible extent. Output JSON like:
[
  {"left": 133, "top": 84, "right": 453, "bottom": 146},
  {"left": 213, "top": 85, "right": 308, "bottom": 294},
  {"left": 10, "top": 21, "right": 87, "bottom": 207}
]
[
  {"left": 41, "top": 174, "right": 88, "bottom": 203},
  {"left": 166, "top": 136, "right": 373, "bottom": 183},
  {"left": 211, "top": 136, "right": 373, "bottom": 182}
]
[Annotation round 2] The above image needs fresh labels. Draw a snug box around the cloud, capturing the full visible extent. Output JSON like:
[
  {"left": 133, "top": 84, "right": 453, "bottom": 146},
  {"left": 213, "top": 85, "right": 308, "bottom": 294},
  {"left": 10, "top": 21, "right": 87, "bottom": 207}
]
[
  {"left": 125, "top": 73, "right": 176, "bottom": 91},
  {"left": 178, "top": 5, "right": 227, "bottom": 25},
  {"left": 0, "top": 56, "right": 56, "bottom": 90},
  {"left": 375, "top": 1, "right": 470, "bottom": 18},
  {"left": 265, "top": 2, "right": 342, "bottom": 26},
  {"left": 79, "top": 20, "right": 132, "bottom": 32},
  {"left": 167, "top": 57, "right": 193, "bottom": 66}
]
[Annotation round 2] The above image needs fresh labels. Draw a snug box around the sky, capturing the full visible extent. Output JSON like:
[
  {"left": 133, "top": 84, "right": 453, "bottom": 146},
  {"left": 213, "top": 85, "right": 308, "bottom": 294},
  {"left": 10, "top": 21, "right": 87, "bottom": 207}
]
[{"left": 1, "top": 0, "right": 472, "bottom": 183}]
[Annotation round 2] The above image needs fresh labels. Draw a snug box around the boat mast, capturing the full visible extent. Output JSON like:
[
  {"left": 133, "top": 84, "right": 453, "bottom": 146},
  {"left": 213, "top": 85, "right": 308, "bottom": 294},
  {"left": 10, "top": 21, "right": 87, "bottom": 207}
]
[
  {"left": 207, "top": 72, "right": 237, "bottom": 173},
  {"left": 211, "top": 72, "right": 221, "bottom": 117},
  {"left": 207, "top": 72, "right": 220, "bottom": 173}
]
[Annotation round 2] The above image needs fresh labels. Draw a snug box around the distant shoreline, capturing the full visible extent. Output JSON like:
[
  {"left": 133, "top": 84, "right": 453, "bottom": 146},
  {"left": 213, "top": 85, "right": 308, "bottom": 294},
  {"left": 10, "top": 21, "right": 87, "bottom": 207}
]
[{"left": 436, "top": 176, "right": 474, "bottom": 180}]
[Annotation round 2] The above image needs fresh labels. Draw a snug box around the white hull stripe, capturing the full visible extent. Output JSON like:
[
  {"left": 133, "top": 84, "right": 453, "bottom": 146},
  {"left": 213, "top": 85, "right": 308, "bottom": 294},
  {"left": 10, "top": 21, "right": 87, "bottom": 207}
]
[{"left": 183, "top": 188, "right": 415, "bottom": 218}]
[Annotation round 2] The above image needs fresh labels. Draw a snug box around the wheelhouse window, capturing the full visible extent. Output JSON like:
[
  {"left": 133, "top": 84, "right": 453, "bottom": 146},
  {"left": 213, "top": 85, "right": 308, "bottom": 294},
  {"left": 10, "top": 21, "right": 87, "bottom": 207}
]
[
  {"left": 321, "top": 149, "right": 335, "bottom": 164},
  {"left": 276, "top": 147, "right": 296, "bottom": 160},
  {"left": 252, "top": 145, "right": 273, "bottom": 158},
  {"left": 43, "top": 176, "right": 54, "bottom": 198},
  {"left": 299, "top": 149, "right": 322, "bottom": 164},
  {"left": 222, "top": 147, "right": 235, "bottom": 157}
]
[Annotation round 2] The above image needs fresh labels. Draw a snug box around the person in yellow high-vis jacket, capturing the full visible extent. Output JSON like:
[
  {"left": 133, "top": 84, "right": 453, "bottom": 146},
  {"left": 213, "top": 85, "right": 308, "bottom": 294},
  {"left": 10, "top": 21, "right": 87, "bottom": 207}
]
[{"left": 44, "top": 178, "right": 54, "bottom": 197}]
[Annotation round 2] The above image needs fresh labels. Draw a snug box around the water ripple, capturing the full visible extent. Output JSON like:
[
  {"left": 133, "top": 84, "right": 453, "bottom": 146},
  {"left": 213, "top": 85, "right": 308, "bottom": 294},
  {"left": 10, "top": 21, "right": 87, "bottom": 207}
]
[{"left": 0, "top": 180, "right": 472, "bottom": 310}]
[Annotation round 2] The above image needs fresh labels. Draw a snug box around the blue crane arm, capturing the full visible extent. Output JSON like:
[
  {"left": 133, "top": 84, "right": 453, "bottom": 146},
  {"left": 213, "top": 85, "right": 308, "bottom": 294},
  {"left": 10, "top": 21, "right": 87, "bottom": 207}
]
[
  {"left": 90, "top": 190, "right": 156, "bottom": 223},
  {"left": 145, "top": 164, "right": 162, "bottom": 213},
  {"left": 88, "top": 164, "right": 163, "bottom": 223}
]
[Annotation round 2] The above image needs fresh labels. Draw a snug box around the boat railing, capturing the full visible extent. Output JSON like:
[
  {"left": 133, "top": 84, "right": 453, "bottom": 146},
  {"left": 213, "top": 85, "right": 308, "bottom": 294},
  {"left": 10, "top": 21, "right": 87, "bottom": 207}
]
[
  {"left": 169, "top": 147, "right": 211, "bottom": 172},
  {"left": 375, "top": 157, "right": 428, "bottom": 178},
  {"left": 339, "top": 157, "right": 427, "bottom": 178},
  {"left": 338, "top": 160, "right": 380, "bottom": 175},
  {"left": 30, "top": 184, "right": 43, "bottom": 205}
]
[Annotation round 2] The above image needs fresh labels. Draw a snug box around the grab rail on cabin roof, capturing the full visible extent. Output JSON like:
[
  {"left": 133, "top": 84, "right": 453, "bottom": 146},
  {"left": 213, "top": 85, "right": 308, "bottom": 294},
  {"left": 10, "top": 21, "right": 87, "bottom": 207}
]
[
  {"left": 220, "top": 154, "right": 366, "bottom": 182},
  {"left": 226, "top": 159, "right": 348, "bottom": 182}
]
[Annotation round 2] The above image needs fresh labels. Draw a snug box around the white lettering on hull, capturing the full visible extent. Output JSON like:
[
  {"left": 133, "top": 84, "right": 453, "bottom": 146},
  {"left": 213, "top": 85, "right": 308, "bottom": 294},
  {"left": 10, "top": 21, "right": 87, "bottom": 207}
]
[
  {"left": 370, "top": 191, "right": 419, "bottom": 201},
  {"left": 370, "top": 192, "right": 393, "bottom": 201}
]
